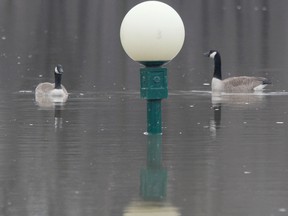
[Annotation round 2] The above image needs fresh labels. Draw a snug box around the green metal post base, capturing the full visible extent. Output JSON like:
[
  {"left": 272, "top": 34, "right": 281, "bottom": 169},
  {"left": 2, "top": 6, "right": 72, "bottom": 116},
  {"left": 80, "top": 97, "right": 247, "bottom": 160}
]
[{"left": 140, "top": 67, "right": 168, "bottom": 135}]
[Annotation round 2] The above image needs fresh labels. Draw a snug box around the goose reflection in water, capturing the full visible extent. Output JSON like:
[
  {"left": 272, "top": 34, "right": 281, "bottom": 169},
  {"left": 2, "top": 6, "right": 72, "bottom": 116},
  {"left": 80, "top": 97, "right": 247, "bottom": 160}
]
[
  {"left": 123, "top": 134, "right": 180, "bottom": 216},
  {"left": 53, "top": 106, "right": 63, "bottom": 129},
  {"left": 211, "top": 92, "right": 268, "bottom": 107},
  {"left": 35, "top": 98, "right": 65, "bottom": 129},
  {"left": 210, "top": 104, "right": 222, "bottom": 138},
  {"left": 210, "top": 92, "right": 269, "bottom": 137},
  {"left": 35, "top": 93, "right": 67, "bottom": 108}
]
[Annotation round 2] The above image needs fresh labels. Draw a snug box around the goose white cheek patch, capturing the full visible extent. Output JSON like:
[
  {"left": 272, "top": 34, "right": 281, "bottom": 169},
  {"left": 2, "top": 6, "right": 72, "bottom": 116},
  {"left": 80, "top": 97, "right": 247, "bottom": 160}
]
[
  {"left": 55, "top": 67, "right": 62, "bottom": 74},
  {"left": 209, "top": 52, "right": 217, "bottom": 58}
]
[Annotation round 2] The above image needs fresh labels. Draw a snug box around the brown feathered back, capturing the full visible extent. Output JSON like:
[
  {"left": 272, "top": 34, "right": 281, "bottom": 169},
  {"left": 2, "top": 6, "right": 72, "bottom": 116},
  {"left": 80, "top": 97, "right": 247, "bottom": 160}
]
[{"left": 222, "top": 76, "right": 270, "bottom": 92}]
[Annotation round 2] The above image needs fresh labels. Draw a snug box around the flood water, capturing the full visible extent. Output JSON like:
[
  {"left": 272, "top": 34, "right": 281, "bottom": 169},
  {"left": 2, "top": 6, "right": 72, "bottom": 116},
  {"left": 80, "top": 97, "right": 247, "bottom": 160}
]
[{"left": 1, "top": 0, "right": 288, "bottom": 216}]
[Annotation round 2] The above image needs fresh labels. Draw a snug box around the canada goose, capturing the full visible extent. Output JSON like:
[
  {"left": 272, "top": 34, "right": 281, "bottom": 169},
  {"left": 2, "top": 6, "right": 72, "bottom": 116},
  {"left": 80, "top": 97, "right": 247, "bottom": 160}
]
[
  {"left": 35, "top": 64, "right": 68, "bottom": 104},
  {"left": 204, "top": 50, "right": 271, "bottom": 93}
]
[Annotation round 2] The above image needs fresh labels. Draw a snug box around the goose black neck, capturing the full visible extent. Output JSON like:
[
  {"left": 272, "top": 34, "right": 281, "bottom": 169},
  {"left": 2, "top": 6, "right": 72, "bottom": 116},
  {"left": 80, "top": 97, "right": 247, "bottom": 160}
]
[
  {"left": 213, "top": 53, "right": 222, "bottom": 80},
  {"left": 54, "top": 73, "right": 62, "bottom": 89}
]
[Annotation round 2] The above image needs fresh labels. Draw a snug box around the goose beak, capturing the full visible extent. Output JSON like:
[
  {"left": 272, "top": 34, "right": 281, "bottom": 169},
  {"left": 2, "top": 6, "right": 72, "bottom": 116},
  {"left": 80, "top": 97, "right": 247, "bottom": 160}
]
[{"left": 203, "top": 52, "right": 210, "bottom": 57}]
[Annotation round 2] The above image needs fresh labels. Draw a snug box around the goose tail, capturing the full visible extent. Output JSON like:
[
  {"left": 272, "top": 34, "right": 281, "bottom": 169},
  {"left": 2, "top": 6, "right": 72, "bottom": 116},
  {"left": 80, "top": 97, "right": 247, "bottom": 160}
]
[{"left": 253, "top": 78, "right": 272, "bottom": 91}]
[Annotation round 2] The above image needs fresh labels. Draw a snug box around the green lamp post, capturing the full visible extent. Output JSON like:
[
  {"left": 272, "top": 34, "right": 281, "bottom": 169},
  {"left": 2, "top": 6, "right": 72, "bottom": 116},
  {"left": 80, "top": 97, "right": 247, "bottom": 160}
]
[{"left": 120, "top": 1, "right": 185, "bottom": 135}]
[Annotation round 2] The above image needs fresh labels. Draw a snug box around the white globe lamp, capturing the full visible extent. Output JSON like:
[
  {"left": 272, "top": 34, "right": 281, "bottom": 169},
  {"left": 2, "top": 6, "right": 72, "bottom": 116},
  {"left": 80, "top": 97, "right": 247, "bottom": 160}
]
[{"left": 120, "top": 1, "right": 185, "bottom": 67}]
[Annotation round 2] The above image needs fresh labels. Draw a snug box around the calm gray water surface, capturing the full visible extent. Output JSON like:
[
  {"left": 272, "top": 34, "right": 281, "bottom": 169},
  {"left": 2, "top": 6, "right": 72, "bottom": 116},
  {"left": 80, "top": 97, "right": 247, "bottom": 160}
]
[{"left": 1, "top": 0, "right": 288, "bottom": 216}]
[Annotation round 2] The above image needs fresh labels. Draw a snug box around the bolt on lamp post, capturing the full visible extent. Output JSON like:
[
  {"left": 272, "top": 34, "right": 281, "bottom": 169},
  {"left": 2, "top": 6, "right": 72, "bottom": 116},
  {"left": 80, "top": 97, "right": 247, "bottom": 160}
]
[{"left": 120, "top": 1, "right": 185, "bottom": 135}]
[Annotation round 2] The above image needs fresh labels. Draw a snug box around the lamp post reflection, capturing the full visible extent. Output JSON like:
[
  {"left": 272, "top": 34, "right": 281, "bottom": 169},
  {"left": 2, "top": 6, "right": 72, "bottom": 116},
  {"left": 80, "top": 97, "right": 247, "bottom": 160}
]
[
  {"left": 140, "top": 134, "right": 167, "bottom": 201},
  {"left": 123, "top": 134, "right": 180, "bottom": 216},
  {"left": 54, "top": 105, "right": 63, "bottom": 129}
]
